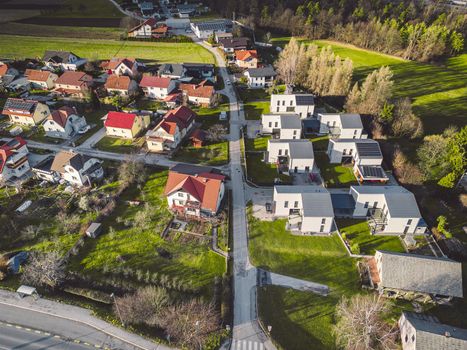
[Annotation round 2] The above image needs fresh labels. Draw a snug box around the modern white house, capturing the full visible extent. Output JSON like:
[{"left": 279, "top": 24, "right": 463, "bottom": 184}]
[
  {"left": 2, "top": 98, "right": 50, "bottom": 126},
  {"left": 243, "top": 65, "right": 276, "bottom": 88},
  {"left": 273, "top": 185, "right": 334, "bottom": 234},
  {"left": 270, "top": 94, "right": 315, "bottom": 119},
  {"left": 267, "top": 139, "right": 314, "bottom": 174},
  {"left": 350, "top": 185, "right": 427, "bottom": 235},
  {"left": 139, "top": 76, "right": 177, "bottom": 99},
  {"left": 43, "top": 106, "right": 88, "bottom": 139},
  {"left": 398, "top": 312, "right": 467, "bottom": 350},
  {"left": 190, "top": 19, "right": 233, "bottom": 39},
  {"left": 327, "top": 138, "right": 388, "bottom": 183},
  {"left": 50, "top": 151, "right": 103, "bottom": 187},
  {"left": 261, "top": 114, "right": 302, "bottom": 139},
  {"left": 0, "top": 137, "right": 30, "bottom": 183},
  {"left": 43, "top": 50, "right": 86, "bottom": 71},
  {"left": 317, "top": 113, "right": 365, "bottom": 139}
]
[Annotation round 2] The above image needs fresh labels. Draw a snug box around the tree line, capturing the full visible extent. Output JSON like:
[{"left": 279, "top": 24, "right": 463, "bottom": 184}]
[{"left": 202, "top": 0, "right": 466, "bottom": 61}]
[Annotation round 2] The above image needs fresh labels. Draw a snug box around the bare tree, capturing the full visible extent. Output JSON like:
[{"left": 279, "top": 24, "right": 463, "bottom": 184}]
[
  {"left": 275, "top": 37, "right": 301, "bottom": 86},
  {"left": 21, "top": 224, "right": 44, "bottom": 240},
  {"left": 118, "top": 156, "right": 146, "bottom": 190},
  {"left": 56, "top": 212, "right": 81, "bottom": 234},
  {"left": 335, "top": 294, "right": 399, "bottom": 350},
  {"left": 391, "top": 98, "right": 423, "bottom": 139},
  {"left": 206, "top": 124, "right": 227, "bottom": 143},
  {"left": 160, "top": 299, "right": 220, "bottom": 349},
  {"left": 114, "top": 286, "right": 169, "bottom": 326},
  {"left": 21, "top": 251, "right": 65, "bottom": 289},
  {"left": 393, "top": 148, "right": 423, "bottom": 185}
]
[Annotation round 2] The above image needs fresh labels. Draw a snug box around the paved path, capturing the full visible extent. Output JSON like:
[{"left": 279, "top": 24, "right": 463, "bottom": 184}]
[
  {"left": 0, "top": 290, "right": 173, "bottom": 350},
  {"left": 77, "top": 127, "right": 106, "bottom": 148},
  {"left": 259, "top": 270, "right": 329, "bottom": 296}
]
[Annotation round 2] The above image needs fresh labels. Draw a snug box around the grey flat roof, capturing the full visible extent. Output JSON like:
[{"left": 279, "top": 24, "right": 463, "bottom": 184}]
[
  {"left": 340, "top": 113, "right": 363, "bottom": 129},
  {"left": 377, "top": 251, "right": 463, "bottom": 297},
  {"left": 269, "top": 139, "right": 314, "bottom": 159},
  {"left": 402, "top": 312, "right": 467, "bottom": 349},
  {"left": 275, "top": 185, "right": 333, "bottom": 217},
  {"left": 331, "top": 193, "right": 356, "bottom": 209},
  {"left": 280, "top": 114, "right": 302, "bottom": 129},
  {"left": 246, "top": 65, "right": 276, "bottom": 78},
  {"left": 193, "top": 19, "right": 232, "bottom": 31},
  {"left": 352, "top": 185, "right": 422, "bottom": 218}
]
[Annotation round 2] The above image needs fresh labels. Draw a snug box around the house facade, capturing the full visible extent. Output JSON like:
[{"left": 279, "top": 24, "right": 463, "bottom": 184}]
[
  {"left": 158, "top": 63, "right": 185, "bottom": 79},
  {"left": 50, "top": 151, "right": 103, "bottom": 187},
  {"left": 146, "top": 106, "right": 196, "bottom": 152},
  {"left": 139, "top": 76, "right": 177, "bottom": 99},
  {"left": 2, "top": 98, "right": 50, "bottom": 126},
  {"left": 104, "top": 75, "right": 139, "bottom": 96},
  {"left": 0, "top": 137, "right": 30, "bottom": 183},
  {"left": 101, "top": 58, "right": 141, "bottom": 78},
  {"left": 273, "top": 185, "right": 334, "bottom": 234},
  {"left": 350, "top": 186, "right": 427, "bottom": 235},
  {"left": 235, "top": 50, "right": 258, "bottom": 69},
  {"left": 218, "top": 37, "right": 249, "bottom": 53},
  {"left": 164, "top": 169, "right": 226, "bottom": 218},
  {"left": 244, "top": 65, "right": 276, "bottom": 88},
  {"left": 0, "top": 63, "right": 19, "bottom": 78},
  {"left": 104, "top": 111, "right": 150, "bottom": 139},
  {"left": 267, "top": 139, "right": 314, "bottom": 174},
  {"left": 54, "top": 71, "right": 93, "bottom": 98},
  {"left": 190, "top": 19, "right": 233, "bottom": 39},
  {"left": 270, "top": 94, "right": 315, "bottom": 119},
  {"left": 317, "top": 113, "right": 365, "bottom": 139},
  {"left": 128, "top": 18, "right": 157, "bottom": 38},
  {"left": 179, "top": 80, "right": 215, "bottom": 107},
  {"left": 43, "top": 50, "right": 86, "bottom": 71},
  {"left": 43, "top": 106, "right": 88, "bottom": 139},
  {"left": 261, "top": 114, "right": 302, "bottom": 139},
  {"left": 25, "top": 69, "right": 58, "bottom": 90}
]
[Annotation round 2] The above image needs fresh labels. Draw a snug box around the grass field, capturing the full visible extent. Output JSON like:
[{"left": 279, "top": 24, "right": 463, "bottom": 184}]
[
  {"left": 238, "top": 88, "right": 270, "bottom": 120},
  {"left": 336, "top": 219, "right": 406, "bottom": 255},
  {"left": 40, "top": 0, "right": 123, "bottom": 18},
  {"left": 246, "top": 153, "right": 291, "bottom": 185},
  {"left": 248, "top": 210, "right": 360, "bottom": 349},
  {"left": 173, "top": 141, "right": 229, "bottom": 166},
  {"left": 315, "top": 152, "right": 358, "bottom": 187},
  {"left": 95, "top": 136, "right": 145, "bottom": 154},
  {"left": 0, "top": 35, "right": 216, "bottom": 64},
  {"left": 245, "top": 136, "right": 270, "bottom": 152}
]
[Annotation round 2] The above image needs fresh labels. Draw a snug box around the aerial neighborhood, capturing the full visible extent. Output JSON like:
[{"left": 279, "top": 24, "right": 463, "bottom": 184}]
[{"left": 0, "top": 1, "right": 466, "bottom": 350}]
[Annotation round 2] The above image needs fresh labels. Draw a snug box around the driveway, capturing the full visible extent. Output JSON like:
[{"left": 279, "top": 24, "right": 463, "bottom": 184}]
[{"left": 246, "top": 186, "right": 274, "bottom": 221}]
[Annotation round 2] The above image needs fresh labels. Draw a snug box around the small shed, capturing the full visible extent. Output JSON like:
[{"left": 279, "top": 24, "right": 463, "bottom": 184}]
[
  {"left": 86, "top": 223, "right": 102, "bottom": 238},
  {"left": 190, "top": 129, "right": 207, "bottom": 148},
  {"left": 17, "top": 285, "right": 39, "bottom": 299}
]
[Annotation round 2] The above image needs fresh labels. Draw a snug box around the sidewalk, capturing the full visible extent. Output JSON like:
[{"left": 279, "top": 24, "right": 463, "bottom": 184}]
[{"left": 0, "top": 289, "right": 174, "bottom": 350}]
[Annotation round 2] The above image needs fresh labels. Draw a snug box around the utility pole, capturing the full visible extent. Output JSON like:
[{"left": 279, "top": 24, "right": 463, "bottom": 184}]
[{"left": 110, "top": 293, "right": 125, "bottom": 327}]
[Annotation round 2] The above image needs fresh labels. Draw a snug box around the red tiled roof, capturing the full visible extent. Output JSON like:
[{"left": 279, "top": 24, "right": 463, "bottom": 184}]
[
  {"left": 104, "top": 111, "right": 137, "bottom": 130},
  {"left": 129, "top": 18, "right": 157, "bottom": 32},
  {"left": 101, "top": 58, "right": 136, "bottom": 71},
  {"left": 47, "top": 106, "right": 76, "bottom": 128},
  {"left": 164, "top": 171, "right": 226, "bottom": 212},
  {"left": 0, "top": 64, "right": 9, "bottom": 76},
  {"left": 152, "top": 25, "right": 168, "bottom": 34},
  {"left": 163, "top": 92, "right": 181, "bottom": 102},
  {"left": 190, "top": 129, "right": 206, "bottom": 142},
  {"left": 55, "top": 71, "right": 92, "bottom": 87},
  {"left": 235, "top": 50, "right": 258, "bottom": 61},
  {"left": 163, "top": 106, "right": 196, "bottom": 130},
  {"left": 0, "top": 137, "right": 27, "bottom": 173},
  {"left": 26, "top": 69, "right": 54, "bottom": 82},
  {"left": 180, "top": 81, "right": 214, "bottom": 99},
  {"left": 139, "top": 76, "right": 172, "bottom": 89},
  {"left": 105, "top": 75, "right": 131, "bottom": 90},
  {"left": 157, "top": 120, "right": 178, "bottom": 136}
]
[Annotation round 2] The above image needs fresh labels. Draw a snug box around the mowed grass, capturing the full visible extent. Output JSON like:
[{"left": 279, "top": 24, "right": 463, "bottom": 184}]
[
  {"left": 239, "top": 88, "right": 270, "bottom": 120},
  {"left": 95, "top": 136, "right": 145, "bottom": 154},
  {"left": 0, "top": 35, "right": 216, "bottom": 64},
  {"left": 248, "top": 211, "right": 360, "bottom": 349},
  {"left": 337, "top": 219, "right": 405, "bottom": 255},
  {"left": 173, "top": 142, "right": 229, "bottom": 166},
  {"left": 315, "top": 152, "right": 358, "bottom": 187},
  {"left": 245, "top": 136, "right": 270, "bottom": 152},
  {"left": 42, "top": 0, "right": 123, "bottom": 18},
  {"left": 245, "top": 153, "right": 291, "bottom": 185}
]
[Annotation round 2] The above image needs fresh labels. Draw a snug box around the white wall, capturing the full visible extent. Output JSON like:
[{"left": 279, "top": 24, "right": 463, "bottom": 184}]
[
  {"left": 273, "top": 190, "right": 303, "bottom": 217},
  {"left": 270, "top": 95, "right": 315, "bottom": 119},
  {"left": 399, "top": 314, "right": 417, "bottom": 350},
  {"left": 301, "top": 216, "right": 333, "bottom": 233},
  {"left": 289, "top": 157, "right": 314, "bottom": 173}
]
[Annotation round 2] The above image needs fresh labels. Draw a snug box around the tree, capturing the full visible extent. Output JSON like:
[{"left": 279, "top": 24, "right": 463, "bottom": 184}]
[
  {"left": 56, "top": 212, "right": 81, "bottom": 234},
  {"left": 118, "top": 156, "right": 146, "bottom": 190},
  {"left": 114, "top": 286, "right": 169, "bottom": 326},
  {"left": 275, "top": 37, "right": 301, "bottom": 86},
  {"left": 391, "top": 98, "right": 423, "bottom": 138},
  {"left": 436, "top": 215, "right": 452, "bottom": 238},
  {"left": 160, "top": 299, "right": 220, "bottom": 349},
  {"left": 417, "top": 133, "right": 451, "bottom": 181},
  {"left": 335, "top": 294, "right": 398, "bottom": 350},
  {"left": 393, "top": 148, "right": 423, "bottom": 185},
  {"left": 21, "top": 251, "right": 65, "bottom": 289},
  {"left": 438, "top": 126, "right": 467, "bottom": 188},
  {"left": 206, "top": 124, "right": 227, "bottom": 143}
]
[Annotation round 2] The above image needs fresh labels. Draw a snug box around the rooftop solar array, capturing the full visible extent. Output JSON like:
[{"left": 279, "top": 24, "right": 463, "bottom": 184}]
[
  {"left": 359, "top": 165, "right": 387, "bottom": 178},
  {"left": 294, "top": 94, "right": 314, "bottom": 105},
  {"left": 196, "top": 20, "right": 232, "bottom": 32},
  {"left": 4, "top": 98, "right": 37, "bottom": 112},
  {"left": 355, "top": 142, "right": 382, "bottom": 158}
]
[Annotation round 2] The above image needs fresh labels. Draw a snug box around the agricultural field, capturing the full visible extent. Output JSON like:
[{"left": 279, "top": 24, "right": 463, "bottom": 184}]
[{"left": 0, "top": 35, "right": 216, "bottom": 64}]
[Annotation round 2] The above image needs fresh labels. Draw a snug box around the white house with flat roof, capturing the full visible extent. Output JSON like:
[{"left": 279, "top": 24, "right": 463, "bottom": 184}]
[
  {"left": 273, "top": 185, "right": 334, "bottom": 234},
  {"left": 261, "top": 114, "right": 302, "bottom": 139},
  {"left": 270, "top": 94, "right": 315, "bottom": 119},
  {"left": 327, "top": 138, "right": 388, "bottom": 183},
  {"left": 190, "top": 19, "right": 233, "bottom": 39},
  {"left": 267, "top": 139, "right": 314, "bottom": 174},
  {"left": 350, "top": 185, "right": 427, "bottom": 235},
  {"left": 317, "top": 113, "right": 365, "bottom": 139}
]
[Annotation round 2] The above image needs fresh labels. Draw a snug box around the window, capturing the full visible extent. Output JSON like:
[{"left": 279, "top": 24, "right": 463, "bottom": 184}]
[
  {"left": 293, "top": 130, "right": 297, "bottom": 135},
  {"left": 320, "top": 225, "right": 325, "bottom": 232},
  {"left": 354, "top": 129, "right": 358, "bottom": 135},
  {"left": 282, "top": 100, "right": 285, "bottom": 106},
  {"left": 407, "top": 219, "right": 412, "bottom": 225},
  {"left": 285, "top": 149, "right": 288, "bottom": 156},
  {"left": 274, "top": 122, "right": 278, "bottom": 127},
  {"left": 268, "top": 122, "right": 272, "bottom": 127},
  {"left": 373, "top": 201, "right": 378, "bottom": 208},
  {"left": 411, "top": 335, "right": 415, "bottom": 342},
  {"left": 405, "top": 335, "right": 408, "bottom": 343},
  {"left": 72, "top": 176, "right": 78, "bottom": 180},
  {"left": 364, "top": 201, "right": 369, "bottom": 208},
  {"left": 278, "top": 149, "right": 282, "bottom": 155},
  {"left": 286, "top": 107, "right": 295, "bottom": 112},
  {"left": 349, "top": 149, "right": 353, "bottom": 155},
  {"left": 284, "top": 201, "right": 288, "bottom": 208},
  {"left": 290, "top": 100, "right": 293, "bottom": 106},
  {"left": 294, "top": 201, "right": 298, "bottom": 208},
  {"left": 277, "top": 101, "right": 280, "bottom": 106},
  {"left": 343, "top": 149, "right": 347, "bottom": 155},
  {"left": 321, "top": 218, "right": 326, "bottom": 224},
  {"left": 178, "top": 193, "right": 184, "bottom": 197},
  {"left": 276, "top": 107, "right": 279, "bottom": 112}
]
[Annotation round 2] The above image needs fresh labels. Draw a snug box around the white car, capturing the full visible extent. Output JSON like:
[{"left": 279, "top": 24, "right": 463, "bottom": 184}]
[{"left": 225, "top": 79, "right": 231, "bottom": 85}]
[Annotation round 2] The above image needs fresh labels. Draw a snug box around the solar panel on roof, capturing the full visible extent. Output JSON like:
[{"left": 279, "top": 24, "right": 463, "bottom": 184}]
[
  {"left": 360, "top": 165, "right": 385, "bottom": 178},
  {"left": 295, "top": 95, "right": 314, "bottom": 105},
  {"left": 355, "top": 142, "right": 382, "bottom": 157},
  {"left": 4, "top": 99, "right": 36, "bottom": 112}
]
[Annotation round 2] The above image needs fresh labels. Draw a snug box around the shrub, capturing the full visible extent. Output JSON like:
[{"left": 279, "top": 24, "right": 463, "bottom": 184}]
[{"left": 351, "top": 243, "right": 360, "bottom": 255}]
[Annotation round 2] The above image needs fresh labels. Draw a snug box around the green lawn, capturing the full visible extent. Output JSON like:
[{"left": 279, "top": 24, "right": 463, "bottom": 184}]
[
  {"left": 315, "top": 152, "right": 358, "bottom": 187},
  {"left": 41, "top": 0, "right": 123, "bottom": 18},
  {"left": 309, "top": 135, "right": 330, "bottom": 151},
  {"left": 173, "top": 141, "right": 229, "bottom": 166},
  {"left": 248, "top": 210, "right": 360, "bottom": 349},
  {"left": 69, "top": 171, "right": 226, "bottom": 295},
  {"left": 95, "top": 136, "right": 144, "bottom": 154},
  {"left": 238, "top": 88, "right": 270, "bottom": 120},
  {"left": 246, "top": 153, "right": 291, "bottom": 185},
  {"left": 245, "top": 136, "right": 270, "bottom": 152},
  {"left": 336, "top": 219, "right": 406, "bottom": 255},
  {"left": 0, "top": 35, "right": 216, "bottom": 64}
]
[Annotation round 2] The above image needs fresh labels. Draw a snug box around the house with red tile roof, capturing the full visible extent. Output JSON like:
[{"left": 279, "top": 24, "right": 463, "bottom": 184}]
[
  {"left": 101, "top": 58, "right": 142, "bottom": 78},
  {"left": 0, "top": 63, "right": 19, "bottom": 78},
  {"left": 179, "top": 80, "right": 215, "bottom": 107},
  {"left": 139, "top": 76, "right": 177, "bottom": 99},
  {"left": 25, "top": 69, "right": 58, "bottom": 90},
  {"left": 235, "top": 50, "right": 259, "bottom": 69},
  {"left": 146, "top": 106, "right": 196, "bottom": 152},
  {"left": 54, "top": 71, "right": 93, "bottom": 98},
  {"left": 104, "top": 111, "right": 150, "bottom": 139},
  {"left": 2, "top": 98, "right": 50, "bottom": 126},
  {"left": 104, "top": 75, "right": 138, "bottom": 96},
  {"left": 164, "top": 169, "right": 226, "bottom": 217},
  {"left": 127, "top": 18, "right": 157, "bottom": 38},
  {"left": 190, "top": 129, "right": 206, "bottom": 148},
  {"left": 43, "top": 106, "right": 88, "bottom": 139},
  {"left": 152, "top": 25, "right": 168, "bottom": 38},
  {"left": 0, "top": 137, "right": 30, "bottom": 183}
]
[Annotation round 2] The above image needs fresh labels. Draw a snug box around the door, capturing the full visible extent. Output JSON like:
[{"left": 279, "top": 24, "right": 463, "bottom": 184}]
[{"left": 294, "top": 167, "right": 298, "bottom": 173}]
